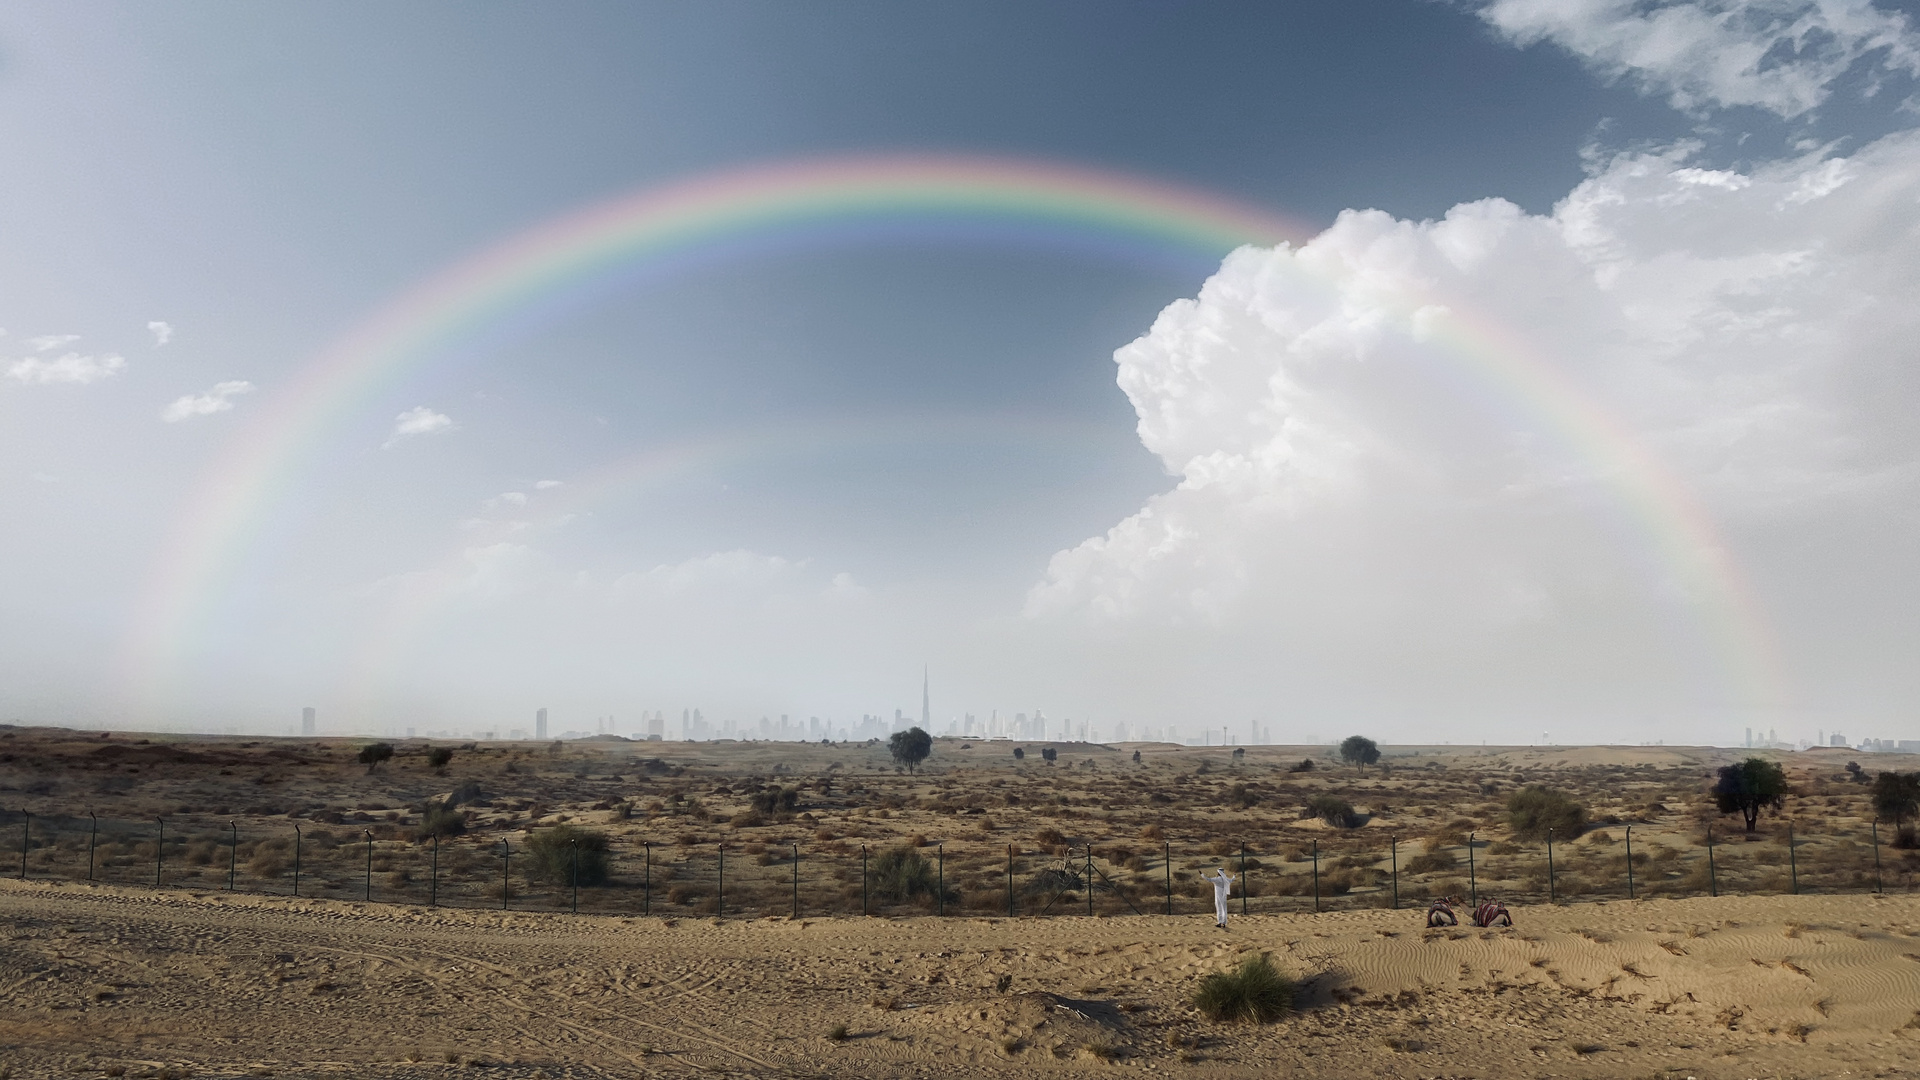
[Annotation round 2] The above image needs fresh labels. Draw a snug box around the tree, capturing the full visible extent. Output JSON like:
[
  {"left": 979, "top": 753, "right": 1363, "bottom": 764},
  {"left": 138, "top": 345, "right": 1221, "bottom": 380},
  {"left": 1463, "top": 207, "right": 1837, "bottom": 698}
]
[
  {"left": 1871, "top": 771, "right": 1920, "bottom": 827},
  {"left": 1507, "top": 786, "right": 1585, "bottom": 841},
  {"left": 1712, "top": 757, "right": 1790, "bottom": 833},
  {"left": 1338, "top": 735, "right": 1380, "bottom": 773},
  {"left": 1132, "top": 750, "right": 1142, "bottom": 765},
  {"left": 1040, "top": 747, "right": 1058, "bottom": 764},
  {"left": 888, "top": 727, "right": 932, "bottom": 775},
  {"left": 1013, "top": 747, "right": 1025, "bottom": 760},
  {"left": 356, "top": 742, "right": 394, "bottom": 773},
  {"left": 427, "top": 747, "right": 453, "bottom": 772}
]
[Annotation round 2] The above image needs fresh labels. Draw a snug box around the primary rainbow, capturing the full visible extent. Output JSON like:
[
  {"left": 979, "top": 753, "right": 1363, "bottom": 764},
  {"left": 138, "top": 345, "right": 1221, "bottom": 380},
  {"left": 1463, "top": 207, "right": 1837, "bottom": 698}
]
[{"left": 127, "top": 152, "right": 1787, "bottom": 713}]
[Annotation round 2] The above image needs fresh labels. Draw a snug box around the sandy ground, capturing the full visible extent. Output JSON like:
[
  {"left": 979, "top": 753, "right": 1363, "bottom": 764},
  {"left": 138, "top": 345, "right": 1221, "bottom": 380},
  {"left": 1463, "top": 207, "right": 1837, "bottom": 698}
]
[{"left": 6, "top": 876, "right": 1920, "bottom": 1079}]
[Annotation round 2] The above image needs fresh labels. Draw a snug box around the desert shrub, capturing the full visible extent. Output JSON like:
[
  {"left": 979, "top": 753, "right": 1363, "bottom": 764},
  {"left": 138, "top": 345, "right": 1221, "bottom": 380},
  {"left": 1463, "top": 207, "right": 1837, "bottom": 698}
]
[
  {"left": 750, "top": 787, "right": 799, "bottom": 816},
  {"left": 1191, "top": 952, "right": 1295, "bottom": 1023},
  {"left": 416, "top": 803, "right": 466, "bottom": 841},
  {"left": 1288, "top": 759, "right": 1316, "bottom": 773},
  {"left": 1040, "top": 747, "right": 1058, "bottom": 763},
  {"left": 871, "top": 845, "right": 946, "bottom": 903},
  {"left": 1033, "top": 827, "right": 1068, "bottom": 851},
  {"left": 1507, "top": 786, "right": 1585, "bottom": 841},
  {"left": 357, "top": 742, "right": 394, "bottom": 772},
  {"left": 427, "top": 747, "right": 453, "bottom": 771},
  {"left": 523, "top": 825, "right": 610, "bottom": 886},
  {"left": 1306, "top": 795, "right": 1359, "bottom": 828},
  {"left": 1013, "top": 747, "right": 1025, "bottom": 759},
  {"left": 248, "top": 842, "right": 289, "bottom": 878},
  {"left": 1403, "top": 848, "right": 1456, "bottom": 875},
  {"left": 1207, "top": 838, "right": 1239, "bottom": 856}
]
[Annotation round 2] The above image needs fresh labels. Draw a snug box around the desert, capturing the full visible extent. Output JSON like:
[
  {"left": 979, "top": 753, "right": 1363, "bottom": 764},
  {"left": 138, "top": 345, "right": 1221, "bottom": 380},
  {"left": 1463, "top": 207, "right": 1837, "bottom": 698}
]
[{"left": 5, "top": 726, "right": 1920, "bottom": 1078}]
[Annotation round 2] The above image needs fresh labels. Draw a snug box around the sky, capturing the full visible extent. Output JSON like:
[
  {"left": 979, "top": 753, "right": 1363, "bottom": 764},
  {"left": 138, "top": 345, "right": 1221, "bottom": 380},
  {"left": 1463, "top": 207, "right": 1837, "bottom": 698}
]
[{"left": 2, "top": 1, "right": 1919, "bottom": 746}]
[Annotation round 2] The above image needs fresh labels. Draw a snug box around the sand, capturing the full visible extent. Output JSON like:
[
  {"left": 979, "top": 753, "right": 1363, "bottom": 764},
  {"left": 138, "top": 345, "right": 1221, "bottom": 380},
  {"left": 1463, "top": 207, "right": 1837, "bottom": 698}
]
[{"left": 5, "top": 876, "right": 1920, "bottom": 1078}]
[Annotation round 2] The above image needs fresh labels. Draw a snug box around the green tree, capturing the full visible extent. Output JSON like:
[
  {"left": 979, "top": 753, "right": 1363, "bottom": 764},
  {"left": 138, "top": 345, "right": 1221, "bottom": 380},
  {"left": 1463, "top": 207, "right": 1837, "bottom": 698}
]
[
  {"left": 889, "top": 727, "right": 932, "bottom": 775},
  {"left": 426, "top": 746, "right": 453, "bottom": 772},
  {"left": 1338, "top": 735, "right": 1380, "bottom": 773},
  {"left": 356, "top": 742, "right": 394, "bottom": 773},
  {"left": 1507, "top": 786, "right": 1585, "bottom": 841},
  {"left": 1871, "top": 771, "right": 1920, "bottom": 827},
  {"left": 1040, "top": 747, "right": 1058, "bottom": 764},
  {"left": 1712, "top": 757, "right": 1790, "bottom": 833}
]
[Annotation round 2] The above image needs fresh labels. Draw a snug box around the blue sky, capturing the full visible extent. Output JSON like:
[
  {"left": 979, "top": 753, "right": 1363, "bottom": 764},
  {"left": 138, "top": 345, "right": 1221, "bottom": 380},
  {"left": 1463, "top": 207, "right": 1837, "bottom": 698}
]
[{"left": 4, "top": 1, "right": 1920, "bottom": 745}]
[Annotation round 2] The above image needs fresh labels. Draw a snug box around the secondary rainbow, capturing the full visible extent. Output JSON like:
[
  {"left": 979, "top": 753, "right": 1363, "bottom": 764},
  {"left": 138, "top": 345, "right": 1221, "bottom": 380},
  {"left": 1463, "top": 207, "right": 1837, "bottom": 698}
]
[{"left": 126, "top": 152, "right": 1786, "bottom": 713}]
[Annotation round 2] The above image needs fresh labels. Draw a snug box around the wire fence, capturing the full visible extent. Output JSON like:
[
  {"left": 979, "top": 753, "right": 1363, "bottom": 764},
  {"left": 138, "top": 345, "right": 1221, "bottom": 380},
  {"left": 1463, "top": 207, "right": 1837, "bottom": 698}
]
[{"left": 0, "top": 808, "right": 1905, "bottom": 918}]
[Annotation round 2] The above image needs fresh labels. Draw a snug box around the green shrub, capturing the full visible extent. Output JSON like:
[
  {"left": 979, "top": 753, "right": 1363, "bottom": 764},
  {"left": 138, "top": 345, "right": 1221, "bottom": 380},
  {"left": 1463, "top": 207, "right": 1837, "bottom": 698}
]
[
  {"left": 1191, "top": 952, "right": 1295, "bottom": 1023},
  {"left": 427, "top": 746, "right": 453, "bottom": 770},
  {"left": 1306, "top": 795, "right": 1359, "bottom": 828},
  {"left": 416, "top": 803, "right": 466, "bottom": 841},
  {"left": 524, "top": 825, "right": 611, "bottom": 886},
  {"left": 751, "top": 787, "right": 799, "bottom": 816},
  {"left": 1507, "top": 786, "right": 1585, "bottom": 841},
  {"left": 871, "top": 845, "right": 944, "bottom": 902}
]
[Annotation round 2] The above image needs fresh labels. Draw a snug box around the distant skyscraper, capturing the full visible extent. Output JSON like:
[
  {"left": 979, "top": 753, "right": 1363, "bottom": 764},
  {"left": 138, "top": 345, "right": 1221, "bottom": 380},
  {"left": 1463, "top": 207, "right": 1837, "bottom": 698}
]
[
  {"left": 921, "top": 667, "right": 930, "bottom": 730},
  {"left": 301, "top": 707, "right": 315, "bottom": 737},
  {"left": 536, "top": 707, "right": 548, "bottom": 741}
]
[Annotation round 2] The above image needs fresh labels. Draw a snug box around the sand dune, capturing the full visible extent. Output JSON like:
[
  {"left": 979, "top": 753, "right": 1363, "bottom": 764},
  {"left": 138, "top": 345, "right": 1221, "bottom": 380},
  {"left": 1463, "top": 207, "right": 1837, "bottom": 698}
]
[{"left": 5, "top": 876, "right": 1919, "bottom": 1078}]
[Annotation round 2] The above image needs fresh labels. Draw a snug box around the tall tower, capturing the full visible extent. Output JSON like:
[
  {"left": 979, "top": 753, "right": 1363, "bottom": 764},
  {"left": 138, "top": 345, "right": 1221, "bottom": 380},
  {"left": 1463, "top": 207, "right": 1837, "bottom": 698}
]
[
  {"left": 301, "top": 707, "right": 316, "bottom": 737},
  {"left": 921, "top": 666, "right": 930, "bottom": 730},
  {"left": 536, "top": 707, "right": 548, "bottom": 741}
]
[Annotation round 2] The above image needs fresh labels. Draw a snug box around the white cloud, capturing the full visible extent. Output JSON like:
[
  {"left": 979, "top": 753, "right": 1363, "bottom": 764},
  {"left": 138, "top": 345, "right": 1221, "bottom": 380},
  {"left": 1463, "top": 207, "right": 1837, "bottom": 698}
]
[
  {"left": 28, "top": 334, "right": 80, "bottom": 352},
  {"left": 534, "top": 479, "right": 563, "bottom": 490},
  {"left": 5, "top": 352, "right": 126, "bottom": 385},
  {"left": 382, "top": 406, "right": 455, "bottom": 448},
  {"left": 482, "top": 491, "right": 528, "bottom": 511},
  {"left": 1026, "top": 129, "right": 1920, "bottom": 724},
  {"left": 161, "top": 380, "right": 253, "bottom": 422},
  {"left": 1479, "top": 0, "right": 1920, "bottom": 118},
  {"left": 147, "top": 321, "right": 174, "bottom": 346}
]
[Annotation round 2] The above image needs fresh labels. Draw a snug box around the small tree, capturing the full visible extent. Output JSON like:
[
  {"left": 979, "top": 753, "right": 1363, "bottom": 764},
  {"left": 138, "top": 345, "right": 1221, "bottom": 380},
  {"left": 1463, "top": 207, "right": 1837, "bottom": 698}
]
[
  {"left": 524, "top": 824, "right": 610, "bottom": 886},
  {"left": 1713, "top": 757, "right": 1790, "bottom": 833},
  {"left": 1013, "top": 746, "right": 1025, "bottom": 760},
  {"left": 1871, "top": 771, "right": 1920, "bottom": 828},
  {"left": 356, "top": 742, "right": 394, "bottom": 773},
  {"left": 888, "top": 727, "right": 932, "bottom": 775},
  {"left": 1132, "top": 750, "right": 1142, "bottom": 765},
  {"left": 427, "top": 746, "right": 453, "bottom": 773},
  {"left": 1338, "top": 735, "right": 1380, "bottom": 773},
  {"left": 1040, "top": 747, "right": 1058, "bottom": 764},
  {"left": 1507, "top": 786, "right": 1585, "bottom": 841}
]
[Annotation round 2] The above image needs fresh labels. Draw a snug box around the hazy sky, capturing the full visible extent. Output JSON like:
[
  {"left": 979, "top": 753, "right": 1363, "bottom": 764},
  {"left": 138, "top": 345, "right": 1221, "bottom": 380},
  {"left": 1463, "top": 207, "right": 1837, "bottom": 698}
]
[{"left": 3, "top": 1, "right": 1919, "bottom": 744}]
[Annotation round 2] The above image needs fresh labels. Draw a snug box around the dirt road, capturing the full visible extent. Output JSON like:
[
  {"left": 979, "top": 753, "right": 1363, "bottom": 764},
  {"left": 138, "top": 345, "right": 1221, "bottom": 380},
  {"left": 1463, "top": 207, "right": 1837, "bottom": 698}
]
[{"left": 4, "top": 877, "right": 1919, "bottom": 1078}]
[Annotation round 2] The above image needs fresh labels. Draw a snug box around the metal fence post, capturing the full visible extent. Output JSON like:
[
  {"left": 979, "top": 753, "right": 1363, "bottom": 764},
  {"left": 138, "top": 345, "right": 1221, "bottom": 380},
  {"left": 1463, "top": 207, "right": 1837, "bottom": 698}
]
[
  {"left": 1390, "top": 836, "right": 1399, "bottom": 910},
  {"left": 502, "top": 839, "right": 510, "bottom": 910},
  {"left": 717, "top": 843, "right": 724, "bottom": 919},
  {"left": 1164, "top": 840, "right": 1172, "bottom": 916},
  {"left": 940, "top": 844, "right": 947, "bottom": 917},
  {"left": 18, "top": 810, "right": 28, "bottom": 879},
  {"left": 1788, "top": 824, "right": 1797, "bottom": 895},
  {"left": 792, "top": 843, "right": 800, "bottom": 919},
  {"left": 861, "top": 845, "right": 868, "bottom": 916},
  {"left": 1872, "top": 820, "right": 1883, "bottom": 893},
  {"left": 1239, "top": 843, "right": 1248, "bottom": 917},
  {"left": 1547, "top": 828, "right": 1556, "bottom": 903},
  {"left": 1706, "top": 826, "right": 1716, "bottom": 898},
  {"left": 643, "top": 842, "right": 651, "bottom": 915},
  {"left": 1624, "top": 826, "right": 1633, "bottom": 900},
  {"left": 155, "top": 817, "right": 164, "bottom": 888},
  {"left": 228, "top": 821, "right": 238, "bottom": 891},
  {"left": 293, "top": 825, "right": 301, "bottom": 897},
  {"left": 1006, "top": 844, "right": 1013, "bottom": 916},
  {"left": 570, "top": 838, "right": 579, "bottom": 914},
  {"left": 431, "top": 833, "right": 439, "bottom": 907},
  {"left": 364, "top": 830, "right": 374, "bottom": 902},
  {"left": 88, "top": 812, "right": 97, "bottom": 882},
  {"left": 1086, "top": 846, "right": 1093, "bottom": 917},
  {"left": 1312, "top": 838, "right": 1320, "bottom": 913},
  {"left": 1467, "top": 832, "right": 1476, "bottom": 906}
]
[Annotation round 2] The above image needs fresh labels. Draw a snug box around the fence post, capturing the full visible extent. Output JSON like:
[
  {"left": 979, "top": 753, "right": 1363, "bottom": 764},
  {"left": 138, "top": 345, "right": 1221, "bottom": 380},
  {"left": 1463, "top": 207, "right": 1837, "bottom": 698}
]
[
  {"left": 293, "top": 825, "right": 301, "bottom": 897},
  {"left": 18, "top": 810, "right": 28, "bottom": 879},
  {"left": 1547, "top": 828, "right": 1556, "bottom": 903},
  {"left": 155, "top": 817, "right": 164, "bottom": 888},
  {"left": 1706, "top": 826, "right": 1716, "bottom": 898},
  {"left": 228, "top": 821, "right": 238, "bottom": 891},
  {"left": 792, "top": 843, "right": 799, "bottom": 919},
  {"left": 1086, "top": 846, "right": 1093, "bottom": 918},
  {"left": 1312, "top": 838, "right": 1320, "bottom": 913},
  {"left": 1239, "top": 843, "right": 1248, "bottom": 917},
  {"left": 1624, "top": 826, "right": 1633, "bottom": 900},
  {"left": 570, "top": 839, "right": 579, "bottom": 915},
  {"left": 1164, "top": 839, "right": 1172, "bottom": 916},
  {"left": 431, "top": 833, "right": 439, "bottom": 908},
  {"left": 1389, "top": 836, "right": 1399, "bottom": 909},
  {"left": 716, "top": 843, "right": 724, "bottom": 919},
  {"left": 862, "top": 845, "right": 868, "bottom": 916},
  {"left": 940, "top": 844, "right": 947, "bottom": 917},
  {"left": 1467, "top": 833, "right": 1476, "bottom": 906},
  {"left": 1788, "top": 823, "right": 1797, "bottom": 895},
  {"left": 502, "top": 839, "right": 510, "bottom": 910},
  {"left": 364, "top": 830, "right": 374, "bottom": 902},
  {"left": 1006, "top": 844, "right": 1014, "bottom": 916},
  {"left": 88, "top": 812, "right": 97, "bottom": 882},
  {"left": 643, "top": 842, "right": 651, "bottom": 915},
  {"left": 1872, "top": 820, "right": 1883, "bottom": 893}
]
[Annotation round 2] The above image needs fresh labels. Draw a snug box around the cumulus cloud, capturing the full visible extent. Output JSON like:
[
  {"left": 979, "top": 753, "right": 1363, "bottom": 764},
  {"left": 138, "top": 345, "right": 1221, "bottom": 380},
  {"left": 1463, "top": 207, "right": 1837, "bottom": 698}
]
[
  {"left": 28, "top": 334, "right": 80, "bottom": 352},
  {"left": 147, "top": 321, "right": 174, "bottom": 346},
  {"left": 161, "top": 380, "right": 253, "bottom": 422},
  {"left": 1026, "top": 128, "right": 1920, "bottom": 725},
  {"left": 5, "top": 351, "right": 126, "bottom": 385},
  {"left": 1479, "top": 0, "right": 1920, "bottom": 118},
  {"left": 382, "top": 406, "right": 455, "bottom": 448},
  {"left": 535, "top": 479, "right": 563, "bottom": 489}
]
